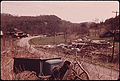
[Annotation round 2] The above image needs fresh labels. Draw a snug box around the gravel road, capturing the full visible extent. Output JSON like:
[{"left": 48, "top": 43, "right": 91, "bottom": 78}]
[{"left": 17, "top": 36, "right": 119, "bottom": 80}]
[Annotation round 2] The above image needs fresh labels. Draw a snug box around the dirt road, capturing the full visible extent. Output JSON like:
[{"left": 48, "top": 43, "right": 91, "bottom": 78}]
[
  {"left": 17, "top": 36, "right": 58, "bottom": 59},
  {"left": 17, "top": 36, "right": 119, "bottom": 80}
]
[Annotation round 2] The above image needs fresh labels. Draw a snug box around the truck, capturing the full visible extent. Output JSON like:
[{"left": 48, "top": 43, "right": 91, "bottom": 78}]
[{"left": 13, "top": 57, "right": 62, "bottom": 79}]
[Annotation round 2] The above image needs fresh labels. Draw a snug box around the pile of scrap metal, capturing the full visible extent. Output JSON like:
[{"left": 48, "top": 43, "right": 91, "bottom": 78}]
[
  {"left": 55, "top": 37, "right": 112, "bottom": 56},
  {"left": 42, "top": 45, "right": 56, "bottom": 49},
  {"left": 73, "top": 38, "right": 91, "bottom": 43},
  {"left": 34, "top": 37, "right": 112, "bottom": 57},
  {"left": 71, "top": 38, "right": 111, "bottom": 50},
  {"left": 56, "top": 43, "right": 71, "bottom": 54},
  {"left": 34, "top": 45, "right": 56, "bottom": 49},
  {"left": 91, "top": 40, "right": 111, "bottom": 49},
  {"left": 56, "top": 38, "right": 90, "bottom": 55}
]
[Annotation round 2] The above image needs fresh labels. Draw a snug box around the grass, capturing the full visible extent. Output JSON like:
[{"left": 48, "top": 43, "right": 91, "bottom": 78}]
[
  {"left": 29, "top": 35, "right": 75, "bottom": 45},
  {"left": 29, "top": 36, "right": 64, "bottom": 45}
]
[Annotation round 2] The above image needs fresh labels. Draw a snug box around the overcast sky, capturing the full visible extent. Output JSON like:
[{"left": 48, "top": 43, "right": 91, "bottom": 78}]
[{"left": 1, "top": 1, "right": 119, "bottom": 23}]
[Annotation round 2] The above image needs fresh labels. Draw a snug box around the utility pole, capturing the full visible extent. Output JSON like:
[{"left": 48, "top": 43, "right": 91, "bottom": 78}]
[
  {"left": 110, "top": 11, "right": 119, "bottom": 62},
  {"left": 112, "top": 11, "right": 119, "bottom": 17}
]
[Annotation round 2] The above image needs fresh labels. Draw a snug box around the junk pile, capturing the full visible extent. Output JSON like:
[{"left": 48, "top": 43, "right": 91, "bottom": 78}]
[
  {"left": 33, "top": 37, "right": 115, "bottom": 63},
  {"left": 43, "top": 37, "right": 113, "bottom": 63},
  {"left": 56, "top": 38, "right": 111, "bottom": 54}
]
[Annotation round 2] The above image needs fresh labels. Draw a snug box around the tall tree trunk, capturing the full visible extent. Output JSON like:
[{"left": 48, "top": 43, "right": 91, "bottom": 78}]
[{"left": 110, "top": 31, "right": 115, "bottom": 62}]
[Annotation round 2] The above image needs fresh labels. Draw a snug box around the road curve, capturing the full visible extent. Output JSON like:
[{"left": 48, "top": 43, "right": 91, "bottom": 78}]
[
  {"left": 17, "top": 36, "right": 58, "bottom": 59},
  {"left": 17, "top": 36, "right": 119, "bottom": 80}
]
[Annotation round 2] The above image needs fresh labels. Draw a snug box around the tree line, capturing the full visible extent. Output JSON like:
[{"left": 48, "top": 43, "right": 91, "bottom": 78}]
[{"left": 1, "top": 13, "right": 119, "bottom": 38}]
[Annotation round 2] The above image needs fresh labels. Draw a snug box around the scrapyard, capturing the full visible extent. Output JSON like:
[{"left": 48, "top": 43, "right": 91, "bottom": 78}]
[
  {"left": 34, "top": 37, "right": 117, "bottom": 64},
  {"left": 1, "top": 1, "right": 119, "bottom": 80}
]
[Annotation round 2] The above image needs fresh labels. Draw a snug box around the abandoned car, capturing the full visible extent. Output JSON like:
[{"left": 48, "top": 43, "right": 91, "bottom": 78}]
[{"left": 13, "top": 57, "right": 63, "bottom": 79}]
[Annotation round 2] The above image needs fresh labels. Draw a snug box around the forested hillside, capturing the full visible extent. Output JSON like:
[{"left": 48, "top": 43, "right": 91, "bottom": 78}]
[{"left": 1, "top": 13, "right": 119, "bottom": 38}]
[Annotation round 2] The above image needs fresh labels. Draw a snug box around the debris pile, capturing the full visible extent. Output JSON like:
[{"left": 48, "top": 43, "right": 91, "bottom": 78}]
[
  {"left": 33, "top": 37, "right": 118, "bottom": 63},
  {"left": 37, "top": 38, "right": 114, "bottom": 63}
]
